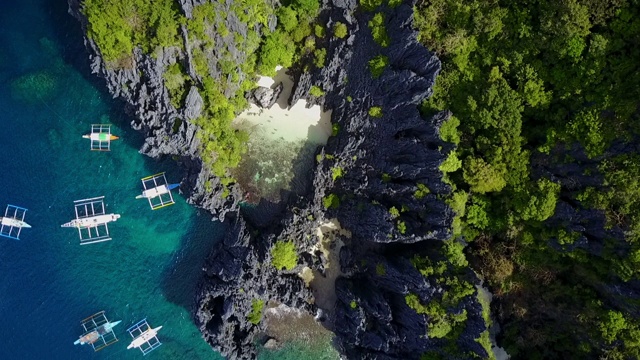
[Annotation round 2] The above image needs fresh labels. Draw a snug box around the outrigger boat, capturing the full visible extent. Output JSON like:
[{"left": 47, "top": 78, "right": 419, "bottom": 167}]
[
  {"left": 0, "top": 205, "right": 30, "bottom": 240},
  {"left": 74, "top": 311, "right": 121, "bottom": 351},
  {"left": 83, "top": 124, "right": 118, "bottom": 151},
  {"left": 61, "top": 196, "right": 120, "bottom": 245},
  {"left": 127, "top": 318, "right": 163, "bottom": 355},
  {"left": 136, "top": 172, "right": 179, "bottom": 210}
]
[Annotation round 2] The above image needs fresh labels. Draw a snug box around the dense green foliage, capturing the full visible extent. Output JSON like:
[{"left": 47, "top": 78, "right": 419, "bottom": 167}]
[
  {"left": 163, "top": 62, "right": 189, "bottom": 108},
  {"left": 331, "top": 166, "right": 344, "bottom": 181},
  {"left": 407, "top": 241, "right": 476, "bottom": 343},
  {"left": 323, "top": 193, "right": 340, "bottom": 209},
  {"left": 248, "top": 299, "right": 265, "bottom": 325},
  {"left": 83, "top": 0, "right": 181, "bottom": 63},
  {"left": 333, "top": 22, "right": 348, "bottom": 38},
  {"left": 414, "top": 183, "right": 430, "bottom": 200},
  {"left": 271, "top": 240, "right": 298, "bottom": 270},
  {"left": 368, "top": 55, "right": 389, "bottom": 78},
  {"left": 257, "top": 0, "right": 322, "bottom": 75},
  {"left": 309, "top": 85, "right": 325, "bottom": 97},
  {"left": 368, "top": 13, "right": 390, "bottom": 47},
  {"left": 368, "top": 106, "right": 383, "bottom": 118},
  {"left": 359, "top": 0, "right": 384, "bottom": 12},
  {"left": 414, "top": 0, "right": 640, "bottom": 358}
]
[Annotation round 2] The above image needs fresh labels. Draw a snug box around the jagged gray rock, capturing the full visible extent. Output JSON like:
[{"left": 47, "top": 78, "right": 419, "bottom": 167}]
[
  {"left": 67, "top": 0, "right": 490, "bottom": 358},
  {"left": 247, "top": 82, "right": 283, "bottom": 109},
  {"left": 67, "top": 0, "right": 240, "bottom": 221}
]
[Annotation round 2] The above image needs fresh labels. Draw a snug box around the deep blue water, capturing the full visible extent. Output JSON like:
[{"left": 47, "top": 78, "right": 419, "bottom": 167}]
[{"left": 0, "top": 1, "right": 225, "bottom": 359}]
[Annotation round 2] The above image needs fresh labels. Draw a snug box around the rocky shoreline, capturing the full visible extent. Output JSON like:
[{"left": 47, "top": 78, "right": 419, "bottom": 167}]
[{"left": 67, "top": 0, "right": 491, "bottom": 358}]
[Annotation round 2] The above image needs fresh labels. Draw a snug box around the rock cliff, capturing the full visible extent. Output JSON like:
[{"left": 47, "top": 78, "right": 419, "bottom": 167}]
[{"left": 67, "top": 0, "right": 491, "bottom": 359}]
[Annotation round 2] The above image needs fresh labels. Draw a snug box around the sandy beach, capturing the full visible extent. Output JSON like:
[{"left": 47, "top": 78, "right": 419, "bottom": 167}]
[{"left": 234, "top": 67, "right": 332, "bottom": 144}]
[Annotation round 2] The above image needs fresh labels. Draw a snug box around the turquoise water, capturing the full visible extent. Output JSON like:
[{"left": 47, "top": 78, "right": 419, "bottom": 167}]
[{"left": 0, "top": 1, "right": 225, "bottom": 359}]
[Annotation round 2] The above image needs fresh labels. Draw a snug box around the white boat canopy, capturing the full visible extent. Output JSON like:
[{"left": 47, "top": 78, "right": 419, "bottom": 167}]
[
  {"left": 137, "top": 172, "right": 178, "bottom": 210},
  {"left": 61, "top": 196, "right": 120, "bottom": 245},
  {"left": 126, "top": 318, "right": 162, "bottom": 355},
  {"left": 0, "top": 204, "right": 30, "bottom": 240}
]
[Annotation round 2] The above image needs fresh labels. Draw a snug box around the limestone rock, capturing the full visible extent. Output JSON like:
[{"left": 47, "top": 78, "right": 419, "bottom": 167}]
[{"left": 247, "top": 82, "right": 283, "bottom": 109}]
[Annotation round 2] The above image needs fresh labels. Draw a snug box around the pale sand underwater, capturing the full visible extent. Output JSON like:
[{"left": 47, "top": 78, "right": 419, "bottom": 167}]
[{"left": 234, "top": 67, "right": 332, "bottom": 145}]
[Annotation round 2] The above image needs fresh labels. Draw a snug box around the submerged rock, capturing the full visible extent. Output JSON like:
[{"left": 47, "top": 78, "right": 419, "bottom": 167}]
[{"left": 263, "top": 338, "right": 279, "bottom": 350}]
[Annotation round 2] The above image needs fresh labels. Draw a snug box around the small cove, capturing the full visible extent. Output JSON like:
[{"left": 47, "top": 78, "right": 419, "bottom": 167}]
[{"left": 232, "top": 67, "right": 332, "bottom": 202}]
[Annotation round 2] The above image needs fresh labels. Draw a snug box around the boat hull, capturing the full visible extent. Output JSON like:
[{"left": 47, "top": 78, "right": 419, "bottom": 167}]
[
  {"left": 0, "top": 217, "right": 30, "bottom": 228},
  {"left": 83, "top": 134, "right": 119, "bottom": 141},
  {"left": 61, "top": 214, "right": 120, "bottom": 228}
]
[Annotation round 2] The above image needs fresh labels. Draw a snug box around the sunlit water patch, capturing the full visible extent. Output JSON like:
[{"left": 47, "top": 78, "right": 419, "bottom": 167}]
[{"left": 233, "top": 67, "right": 332, "bottom": 202}]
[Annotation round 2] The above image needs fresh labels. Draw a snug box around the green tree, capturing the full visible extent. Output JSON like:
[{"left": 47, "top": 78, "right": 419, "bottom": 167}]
[
  {"left": 368, "top": 55, "right": 388, "bottom": 78},
  {"left": 277, "top": 6, "right": 298, "bottom": 32},
  {"left": 368, "top": 13, "right": 390, "bottom": 47},
  {"left": 271, "top": 241, "right": 298, "bottom": 270},
  {"left": 369, "top": 106, "right": 383, "bottom": 118},
  {"left": 463, "top": 157, "right": 505, "bottom": 193},
  {"left": 258, "top": 30, "right": 295, "bottom": 75},
  {"left": 334, "top": 22, "right": 348, "bottom": 38}
]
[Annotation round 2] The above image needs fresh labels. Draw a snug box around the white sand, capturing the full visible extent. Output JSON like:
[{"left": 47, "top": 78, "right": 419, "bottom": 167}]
[
  {"left": 303, "top": 219, "right": 351, "bottom": 311},
  {"left": 234, "top": 67, "right": 332, "bottom": 145}
]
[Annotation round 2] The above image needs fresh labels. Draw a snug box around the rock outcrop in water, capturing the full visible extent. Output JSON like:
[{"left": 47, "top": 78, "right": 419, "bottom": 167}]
[
  {"left": 247, "top": 82, "right": 283, "bottom": 109},
  {"left": 68, "top": 0, "right": 491, "bottom": 358}
]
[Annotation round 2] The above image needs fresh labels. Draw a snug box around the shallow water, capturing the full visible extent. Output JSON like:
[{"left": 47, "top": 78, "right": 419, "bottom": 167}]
[
  {"left": 232, "top": 68, "right": 332, "bottom": 202},
  {"left": 237, "top": 67, "right": 332, "bottom": 144}
]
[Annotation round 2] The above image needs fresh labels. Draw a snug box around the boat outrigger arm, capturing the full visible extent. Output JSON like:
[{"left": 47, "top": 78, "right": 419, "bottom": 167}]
[
  {"left": 74, "top": 311, "right": 121, "bottom": 352},
  {"left": 83, "top": 124, "right": 119, "bottom": 151},
  {"left": 74, "top": 320, "right": 122, "bottom": 345},
  {"left": 126, "top": 319, "right": 163, "bottom": 355},
  {"left": 127, "top": 326, "right": 163, "bottom": 350},
  {"left": 137, "top": 172, "right": 179, "bottom": 210}
]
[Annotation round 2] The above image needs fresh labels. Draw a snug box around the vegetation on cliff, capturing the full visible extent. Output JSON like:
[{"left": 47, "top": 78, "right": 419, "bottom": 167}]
[
  {"left": 271, "top": 240, "right": 298, "bottom": 271},
  {"left": 414, "top": 0, "right": 640, "bottom": 358},
  {"left": 83, "top": 0, "right": 181, "bottom": 63},
  {"left": 81, "top": 0, "right": 323, "bottom": 184}
]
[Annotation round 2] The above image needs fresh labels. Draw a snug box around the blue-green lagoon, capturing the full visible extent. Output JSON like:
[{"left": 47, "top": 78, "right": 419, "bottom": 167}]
[
  {"left": 0, "top": 1, "right": 223, "bottom": 358},
  {"left": 0, "top": 1, "right": 341, "bottom": 359}
]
